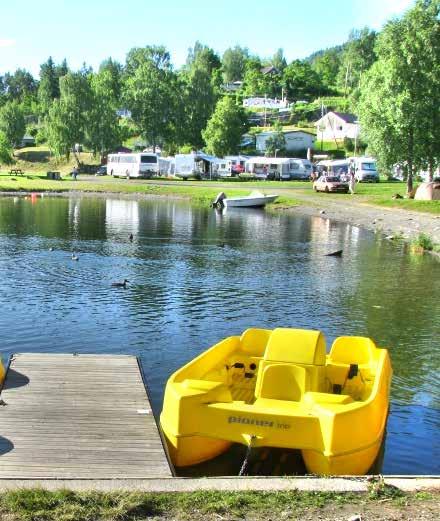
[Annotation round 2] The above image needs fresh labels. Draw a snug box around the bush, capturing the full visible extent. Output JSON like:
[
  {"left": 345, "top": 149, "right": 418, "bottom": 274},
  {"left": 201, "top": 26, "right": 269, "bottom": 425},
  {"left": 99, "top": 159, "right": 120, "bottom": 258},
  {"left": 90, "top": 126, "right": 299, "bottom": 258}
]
[
  {"left": 344, "top": 137, "right": 355, "bottom": 152},
  {"left": 412, "top": 233, "right": 433, "bottom": 251}
]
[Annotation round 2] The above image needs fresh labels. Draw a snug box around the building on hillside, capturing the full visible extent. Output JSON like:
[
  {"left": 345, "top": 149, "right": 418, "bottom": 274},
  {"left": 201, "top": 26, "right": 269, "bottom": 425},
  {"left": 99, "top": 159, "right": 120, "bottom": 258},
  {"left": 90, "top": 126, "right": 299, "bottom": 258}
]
[
  {"left": 261, "top": 66, "right": 279, "bottom": 75},
  {"left": 256, "top": 130, "right": 315, "bottom": 153},
  {"left": 222, "top": 81, "right": 243, "bottom": 92},
  {"left": 314, "top": 112, "right": 360, "bottom": 142},
  {"left": 20, "top": 135, "right": 36, "bottom": 147}
]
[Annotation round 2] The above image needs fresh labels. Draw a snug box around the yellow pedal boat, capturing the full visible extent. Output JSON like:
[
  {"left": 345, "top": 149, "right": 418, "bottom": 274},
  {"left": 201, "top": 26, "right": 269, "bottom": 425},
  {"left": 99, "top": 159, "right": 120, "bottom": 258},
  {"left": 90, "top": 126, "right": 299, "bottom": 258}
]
[
  {"left": 0, "top": 356, "right": 5, "bottom": 386},
  {"left": 160, "top": 328, "right": 392, "bottom": 475}
]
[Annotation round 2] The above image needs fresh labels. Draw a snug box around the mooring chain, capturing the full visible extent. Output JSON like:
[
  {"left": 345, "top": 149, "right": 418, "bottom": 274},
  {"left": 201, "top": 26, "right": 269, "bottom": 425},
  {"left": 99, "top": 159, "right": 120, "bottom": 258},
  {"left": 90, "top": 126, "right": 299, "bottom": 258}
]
[{"left": 238, "top": 435, "right": 257, "bottom": 476}]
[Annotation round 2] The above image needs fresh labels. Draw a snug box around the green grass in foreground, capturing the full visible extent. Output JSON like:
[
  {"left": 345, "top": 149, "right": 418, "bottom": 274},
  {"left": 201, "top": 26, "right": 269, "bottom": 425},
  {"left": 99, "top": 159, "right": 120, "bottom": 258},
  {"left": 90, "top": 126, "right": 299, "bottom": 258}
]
[
  {"left": 0, "top": 488, "right": 435, "bottom": 521},
  {"left": 0, "top": 173, "right": 301, "bottom": 208}
]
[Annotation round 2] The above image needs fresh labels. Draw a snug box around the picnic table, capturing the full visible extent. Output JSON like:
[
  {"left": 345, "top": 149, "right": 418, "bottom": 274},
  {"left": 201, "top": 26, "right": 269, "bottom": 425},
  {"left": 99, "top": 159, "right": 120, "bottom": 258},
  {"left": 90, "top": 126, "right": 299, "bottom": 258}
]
[{"left": 10, "top": 168, "right": 24, "bottom": 176}]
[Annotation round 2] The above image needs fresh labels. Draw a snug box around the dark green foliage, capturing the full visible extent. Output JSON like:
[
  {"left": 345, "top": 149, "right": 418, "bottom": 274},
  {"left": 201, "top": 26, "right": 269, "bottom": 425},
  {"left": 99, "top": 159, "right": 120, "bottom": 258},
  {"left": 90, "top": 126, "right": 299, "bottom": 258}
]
[
  {"left": 0, "top": 130, "right": 13, "bottom": 164},
  {"left": 179, "top": 43, "right": 223, "bottom": 149},
  {"left": 264, "top": 122, "right": 286, "bottom": 156},
  {"left": 222, "top": 45, "right": 249, "bottom": 82},
  {"left": 124, "top": 46, "right": 179, "bottom": 151},
  {"left": 203, "top": 96, "right": 249, "bottom": 156},
  {"left": 0, "top": 100, "right": 25, "bottom": 147},
  {"left": 357, "top": 0, "right": 440, "bottom": 191},
  {"left": 282, "top": 60, "right": 327, "bottom": 101}
]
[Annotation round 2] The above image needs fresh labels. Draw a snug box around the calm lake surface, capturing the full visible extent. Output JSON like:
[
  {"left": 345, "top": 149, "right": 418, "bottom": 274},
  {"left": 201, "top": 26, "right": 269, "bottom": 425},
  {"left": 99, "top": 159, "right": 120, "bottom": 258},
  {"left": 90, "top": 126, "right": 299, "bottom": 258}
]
[{"left": 0, "top": 195, "right": 438, "bottom": 475}]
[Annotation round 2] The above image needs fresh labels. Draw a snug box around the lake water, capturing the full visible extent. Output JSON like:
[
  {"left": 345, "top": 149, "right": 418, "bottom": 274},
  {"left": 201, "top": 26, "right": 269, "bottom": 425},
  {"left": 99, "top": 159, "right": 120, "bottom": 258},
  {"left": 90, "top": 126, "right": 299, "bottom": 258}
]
[{"left": 0, "top": 194, "right": 438, "bottom": 475}]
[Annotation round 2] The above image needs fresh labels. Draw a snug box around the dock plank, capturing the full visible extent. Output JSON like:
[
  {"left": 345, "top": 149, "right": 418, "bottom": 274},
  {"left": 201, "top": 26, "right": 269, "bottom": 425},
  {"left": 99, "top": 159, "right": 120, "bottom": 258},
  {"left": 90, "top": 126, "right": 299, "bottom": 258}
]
[{"left": 0, "top": 353, "right": 172, "bottom": 478}]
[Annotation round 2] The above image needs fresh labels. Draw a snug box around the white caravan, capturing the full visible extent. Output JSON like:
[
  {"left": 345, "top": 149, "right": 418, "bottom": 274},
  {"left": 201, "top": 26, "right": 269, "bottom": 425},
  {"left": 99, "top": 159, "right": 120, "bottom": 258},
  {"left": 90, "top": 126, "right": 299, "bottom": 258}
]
[
  {"left": 107, "top": 152, "right": 159, "bottom": 178},
  {"left": 349, "top": 157, "right": 379, "bottom": 182},
  {"left": 174, "top": 152, "right": 219, "bottom": 179},
  {"left": 245, "top": 157, "right": 312, "bottom": 180}
]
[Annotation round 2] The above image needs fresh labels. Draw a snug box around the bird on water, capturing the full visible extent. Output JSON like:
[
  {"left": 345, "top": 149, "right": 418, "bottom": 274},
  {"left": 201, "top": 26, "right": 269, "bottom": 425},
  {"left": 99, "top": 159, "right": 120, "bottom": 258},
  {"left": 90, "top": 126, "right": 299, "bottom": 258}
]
[
  {"left": 71, "top": 253, "right": 79, "bottom": 261},
  {"left": 129, "top": 233, "right": 133, "bottom": 241},
  {"left": 111, "top": 279, "right": 129, "bottom": 288}
]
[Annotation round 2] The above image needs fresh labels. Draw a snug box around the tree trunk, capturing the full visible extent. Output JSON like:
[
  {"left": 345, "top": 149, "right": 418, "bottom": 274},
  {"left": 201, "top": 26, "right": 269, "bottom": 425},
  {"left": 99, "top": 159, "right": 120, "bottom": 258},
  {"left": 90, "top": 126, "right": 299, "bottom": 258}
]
[
  {"left": 428, "top": 158, "right": 434, "bottom": 182},
  {"left": 406, "top": 129, "right": 414, "bottom": 195}
]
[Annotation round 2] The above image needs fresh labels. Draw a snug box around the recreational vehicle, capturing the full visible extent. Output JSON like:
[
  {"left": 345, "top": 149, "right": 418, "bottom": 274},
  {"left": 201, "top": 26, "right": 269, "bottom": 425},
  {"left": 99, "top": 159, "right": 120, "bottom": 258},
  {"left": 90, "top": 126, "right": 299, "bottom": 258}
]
[
  {"left": 245, "top": 157, "right": 291, "bottom": 180},
  {"left": 107, "top": 152, "right": 159, "bottom": 178},
  {"left": 349, "top": 157, "right": 379, "bottom": 182},
  {"left": 217, "top": 155, "right": 249, "bottom": 177},
  {"left": 245, "top": 157, "right": 312, "bottom": 180},
  {"left": 287, "top": 158, "right": 313, "bottom": 180},
  {"left": 174, "top": 152, "right": 219, "bottom": 179}
]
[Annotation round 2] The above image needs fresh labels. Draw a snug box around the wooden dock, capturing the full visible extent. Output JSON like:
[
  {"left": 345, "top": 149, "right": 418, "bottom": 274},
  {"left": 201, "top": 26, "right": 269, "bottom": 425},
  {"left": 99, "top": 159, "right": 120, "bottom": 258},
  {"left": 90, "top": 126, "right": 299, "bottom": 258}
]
[{"left": 0, "top": 353, "right": 172, "bottom": 479}]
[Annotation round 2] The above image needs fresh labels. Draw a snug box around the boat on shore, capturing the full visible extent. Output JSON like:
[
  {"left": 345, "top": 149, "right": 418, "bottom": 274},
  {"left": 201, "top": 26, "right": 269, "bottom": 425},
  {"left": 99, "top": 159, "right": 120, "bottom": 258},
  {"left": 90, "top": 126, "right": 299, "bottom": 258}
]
[
  {"left": 160, "top": 327, "right": 392, "bottom": 475},
  {"left": 213, "top": 191, "right": 278, "bottom": 208}
]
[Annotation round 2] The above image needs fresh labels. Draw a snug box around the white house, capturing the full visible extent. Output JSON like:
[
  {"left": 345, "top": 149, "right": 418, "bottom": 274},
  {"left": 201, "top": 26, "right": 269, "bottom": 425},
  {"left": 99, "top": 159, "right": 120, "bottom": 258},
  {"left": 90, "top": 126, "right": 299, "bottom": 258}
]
[
  {"left": 256, "top": 130, "right": 315, "bottom": 153},
  {"left": 314, "top": 112, "right": 360, "bottom": 142}
]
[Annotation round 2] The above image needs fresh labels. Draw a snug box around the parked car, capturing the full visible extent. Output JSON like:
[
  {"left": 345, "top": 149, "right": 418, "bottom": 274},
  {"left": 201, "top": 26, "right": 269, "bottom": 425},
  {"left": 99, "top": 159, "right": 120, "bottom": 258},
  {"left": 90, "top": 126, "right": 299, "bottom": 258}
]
[
  {"left": 313, "top": 175, "right": 349, "bottom": 193},
  {"left": 95, "top": 165, "right": 107, "bottom": 176}
]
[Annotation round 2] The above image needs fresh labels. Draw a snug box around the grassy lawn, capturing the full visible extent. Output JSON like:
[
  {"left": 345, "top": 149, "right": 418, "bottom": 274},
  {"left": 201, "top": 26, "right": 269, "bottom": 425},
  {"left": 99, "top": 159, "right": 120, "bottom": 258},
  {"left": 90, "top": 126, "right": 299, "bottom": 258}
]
[
  {"left": 0, "top": 168, "right": 438, "bottom": 215},
  {"left": 9, "top": 146, "right": 100, "bottom": 175},
  {"left": 0, "top": 172, "right": 303, "bottom": 207},
  {"left": 0, "top": 487, "right": 437, "bottom": 521}
]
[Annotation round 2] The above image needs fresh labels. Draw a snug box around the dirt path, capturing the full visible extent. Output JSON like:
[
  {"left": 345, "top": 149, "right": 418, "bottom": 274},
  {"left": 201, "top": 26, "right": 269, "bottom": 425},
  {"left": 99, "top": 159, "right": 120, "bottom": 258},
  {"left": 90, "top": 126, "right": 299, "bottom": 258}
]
[{"left": 276, "top": 190, "right": 440, "bottom": 246}]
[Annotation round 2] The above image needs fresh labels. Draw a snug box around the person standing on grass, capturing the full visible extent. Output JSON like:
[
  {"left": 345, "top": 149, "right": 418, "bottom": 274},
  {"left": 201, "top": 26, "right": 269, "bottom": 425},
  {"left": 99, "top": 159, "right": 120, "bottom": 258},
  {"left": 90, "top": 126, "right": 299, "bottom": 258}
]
[
  {"left": 348, "top": 162, "right": 356, "bottom": 194},
  {"left": 72, "top": 166, "right": 78, "bottom": 180}
]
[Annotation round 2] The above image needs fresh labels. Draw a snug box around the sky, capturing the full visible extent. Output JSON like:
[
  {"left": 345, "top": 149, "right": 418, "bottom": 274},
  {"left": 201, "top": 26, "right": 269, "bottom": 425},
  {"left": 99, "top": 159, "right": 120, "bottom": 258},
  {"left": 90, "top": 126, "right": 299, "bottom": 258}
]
[{"left": 0, "top": 0, "right": 415, "bottom": 77}]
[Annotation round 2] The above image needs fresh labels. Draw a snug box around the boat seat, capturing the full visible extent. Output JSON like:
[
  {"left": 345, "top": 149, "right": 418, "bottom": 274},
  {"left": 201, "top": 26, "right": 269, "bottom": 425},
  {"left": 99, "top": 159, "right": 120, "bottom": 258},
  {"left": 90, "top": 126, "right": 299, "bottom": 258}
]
[
  {"left": 303, "top": 391, "right": 353, "bottom": 406},
  {"left": 329, "top": 336, "right": 376, "bottom": 366},
  {"left": 239, "top": 328, "right": 271, "bottom": 357},
  {"left": 264, "top": 328, "right": 326, "bottom": 365},
  {"left": 256, "top": 328, "right": 327, "bottom": 394},
  {"left": 255, "top": 363, "right": 308, "bottom": 401}
]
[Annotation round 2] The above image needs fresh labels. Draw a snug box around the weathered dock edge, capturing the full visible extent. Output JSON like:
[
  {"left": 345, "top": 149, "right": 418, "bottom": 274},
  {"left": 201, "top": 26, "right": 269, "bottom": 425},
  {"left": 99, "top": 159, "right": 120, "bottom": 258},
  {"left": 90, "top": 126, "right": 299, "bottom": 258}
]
[
  {"left": 0, "top": 476, "right": 438, "bottom": 493},
  {"left": 0, "top": 353, "right": 172, "bottom": 479}
]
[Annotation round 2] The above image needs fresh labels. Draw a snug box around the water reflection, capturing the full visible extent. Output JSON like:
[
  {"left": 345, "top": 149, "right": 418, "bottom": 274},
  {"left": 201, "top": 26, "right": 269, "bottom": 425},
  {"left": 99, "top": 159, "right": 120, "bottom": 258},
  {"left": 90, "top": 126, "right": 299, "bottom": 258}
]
[{"left": 0, "top": 195, "right": 439, "bottom": 474}]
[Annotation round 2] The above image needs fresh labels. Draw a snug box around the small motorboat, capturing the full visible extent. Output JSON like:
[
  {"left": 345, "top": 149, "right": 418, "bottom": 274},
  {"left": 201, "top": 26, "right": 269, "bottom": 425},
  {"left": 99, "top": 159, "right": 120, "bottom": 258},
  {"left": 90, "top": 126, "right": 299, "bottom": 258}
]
[
  {"left": 214, "top": 191, "right": 278, "bottom": 208},
  {"left": 160, "top": 328, "right": 392, "bottom": 475}
]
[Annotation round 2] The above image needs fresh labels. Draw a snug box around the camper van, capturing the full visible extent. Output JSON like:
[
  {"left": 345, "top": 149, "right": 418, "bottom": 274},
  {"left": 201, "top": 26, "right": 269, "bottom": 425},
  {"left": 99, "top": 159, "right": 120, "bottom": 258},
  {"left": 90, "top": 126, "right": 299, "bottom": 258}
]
[
  {"left": 349, "top": 157, "right": 379, "bottom": 182},
  {"left": 287, "top": 158, "right": 313, "bottom": 180},
  {"left": 245, "top": 157, "right": 290, "bottom": 180},
  {"left": 174, "top": 152, "right": 219, "bottom": 179},
  {"left": 315, "top": 159, "right": 350, "bottom": 179},
  {"left": 217, "top": 156, "right": 249, "bottom": 177}
]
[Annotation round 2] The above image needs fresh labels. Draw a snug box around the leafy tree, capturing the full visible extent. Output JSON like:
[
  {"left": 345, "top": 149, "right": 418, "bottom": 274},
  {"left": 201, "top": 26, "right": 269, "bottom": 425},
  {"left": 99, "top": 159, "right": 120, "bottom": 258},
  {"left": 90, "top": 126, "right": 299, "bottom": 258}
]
[
  {"left": 222, "top": 45, "right": 249, "bottom": 82},
  {"left": 45, "top": 72, "right": 93, "bottom": 160},
  {"left": 357, "top": 0, "right": 440, "bottom": 192},
  {"left": 125, "top": 46, "right": 172, "bottom": 77},
  {"left": 268, "top": 48, "right": 287, "bottom": 72},
  {"left": 282, "top": 60, "right": 325, "bottom": 101},
  {"left": 242, "top": 57, "right": 281, "bottom": 98},
  {"left": 264, "top": 121, "right": 286, "bottom": 156},
  {"left": 179, "top": 43, "right": 222, "bottom": 149},
  {"left": 55, "top": 58, "right": 69, "bottom": 79},
  {"left": 310, "top": 48, "right": 341, "bottom": 89},
  {"left": 0, "top": 130, "right": 13, "bottom": 164},
  {"left": 98, "top": 58, "right": 123, "bottom": 103},
  {"left": 338, "top": 27, "right": 377, "bottom": 95},
  {"left": 2, "top": 69, "right": 37, "bottom": 102},
  {"left": 38, "top": 57, "right": 59, "bottom": 115},
  {"left": 86, "top": 69, "right": 122, "bottom": 159},
  {"left": 185, "top": 41, "right": 221, "bottom": 73},
  {"left": 202, "top": 96, "right": 248, "bottom": 156},
  {"left": 124, "top": 46, "right": 178, "bottom": 151},
  {"left": 0, "top": 101, "right": 25, "bottom": 147}
]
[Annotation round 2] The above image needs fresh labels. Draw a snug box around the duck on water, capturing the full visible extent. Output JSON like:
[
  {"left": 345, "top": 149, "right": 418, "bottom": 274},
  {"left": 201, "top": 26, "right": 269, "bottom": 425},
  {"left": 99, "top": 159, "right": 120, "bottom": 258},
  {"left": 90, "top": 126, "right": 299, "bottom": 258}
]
[{"left": 111, "top": 279, "right": 129, "bottom": 288}]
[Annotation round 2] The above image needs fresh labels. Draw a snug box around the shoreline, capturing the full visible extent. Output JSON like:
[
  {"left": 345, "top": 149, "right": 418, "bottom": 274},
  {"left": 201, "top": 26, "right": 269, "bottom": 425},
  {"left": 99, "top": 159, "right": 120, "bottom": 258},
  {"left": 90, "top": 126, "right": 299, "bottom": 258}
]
[{"left": 2, "top": 187, "right": 440, "bottom": 253}]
